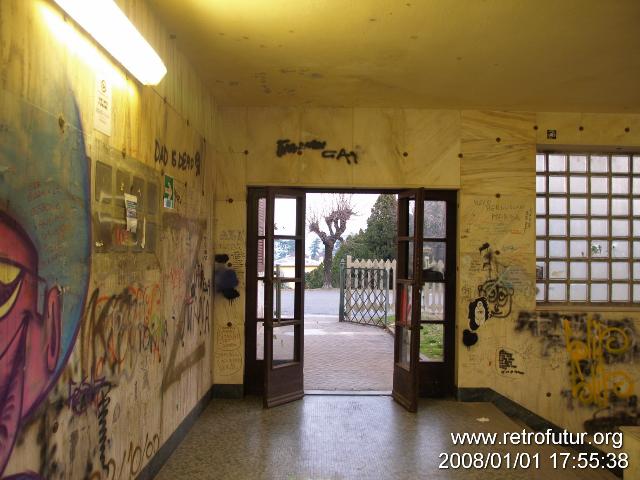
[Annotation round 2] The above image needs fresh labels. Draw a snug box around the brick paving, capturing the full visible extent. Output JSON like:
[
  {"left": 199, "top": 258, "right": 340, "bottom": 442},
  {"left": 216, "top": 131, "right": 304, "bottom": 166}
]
[{"left": 304, "top": 315, "right": 394, "bottom": 391}]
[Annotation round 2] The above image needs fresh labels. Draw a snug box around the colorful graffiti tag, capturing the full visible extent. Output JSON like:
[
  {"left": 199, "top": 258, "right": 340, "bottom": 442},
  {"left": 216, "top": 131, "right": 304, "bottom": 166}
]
[{"left": 0, "top": 93, "right": 90, "bottom": 478}]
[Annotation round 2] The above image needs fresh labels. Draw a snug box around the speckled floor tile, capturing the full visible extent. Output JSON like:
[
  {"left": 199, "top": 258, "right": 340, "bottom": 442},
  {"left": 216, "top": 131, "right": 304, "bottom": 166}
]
[{"left": 155, "top": 397, "right": 617, "bottom": 479}]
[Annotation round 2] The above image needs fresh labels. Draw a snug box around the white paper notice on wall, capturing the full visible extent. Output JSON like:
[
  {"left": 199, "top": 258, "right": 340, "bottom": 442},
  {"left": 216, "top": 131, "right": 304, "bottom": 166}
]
[{"left": 94, "top": 75, "right": 112, "bottom": 136}]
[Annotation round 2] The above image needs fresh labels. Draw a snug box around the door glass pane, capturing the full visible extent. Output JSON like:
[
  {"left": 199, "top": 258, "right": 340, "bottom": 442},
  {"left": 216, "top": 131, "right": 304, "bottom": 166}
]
[
  {"left": 635, "top": 221, "right": 640, "bottom": 237},
  {"left": 407, "top": 242, "right": 414, "bottom": 279},
  {"left": 274, "top": 197, "right": 297, "bottom": 235},
  {"left": 258, "top": 239, "right": 266, "bottom": 277},
  {"left": 549, "top": 219, "right": 567, "bottom": 236},
  {"left": 420, "top": 323, "right": 443, "bottom": 362},
  {"left": 549, "top": 176, "right": 567, "bottom": 193},
  {"left": 258, "top": 197, "right": 266, "bottom": 236},
  {"left": 536, "top": 283, "right": 545, "bottom": 301},
  {"left": 257, "top": 279, "right": 265, "bottom": 318},
  {"left": 570, "top": 262, "right": 588, "bottom": 280},
  {"left": 421, "top": 283, "right": 444, "bottom": 320},
  {"left": 274, "top": 239, "right": 296, "bottom": 267},
  {"left": 423, "top": 201, "right": 446, "bottom": 238},
  {"left": 635, "top": 242, "right": 640, "bottom": 258},
  {"left": 536, "top": 154, "right": 546, "bottom": 172},
  {"left": 570, "top": 219, "right": 587, "bottom": 236},
  {"left": 423, "top": 242, "right": 446, "bottom": 280},
  {"left": 633, "top": 178, "right": 640, "bottom": 194},
  {"left": 272, "top": 324, "right": 296, "bottom": 365},
  {"left": 536, "top": 176, "right": 546, "bottom": 193},
  {"left": 612, "top": 284, "right": 630, "bottom": 302},
  {"left": 536, "top": 197, "right": 546, "bottom": 215},
  {"left": 408, "top": 199, "right": 415, "bottom": 236},
  {"left": 634, "top": 199, "right": 640, "bottom": 216},
  {"left": 398, "top": 327, "right": 411, "bottom": 369},
  {"left": 397, "top": 284, "right": 413, "bottom": 326},
  {"left": 549, "top": 261, "right": 567, "bottom": 279},
  {"left": 570, "top": 240, "right": 588, "bottom": 258},
  {"left": 612, "top": 262, "right": 630, "bottom": 280},
  {"left": 634, "top": 263, "right": 640, "bottom": 280},
  {"left": 635, "top": 284, "right": 640, "bottom": 301},
  {"left": 612, "top": 240, "right": 629, "bottom": 258},
  {"left": 570, "top": 284, "right": 587, "bottom": 301},
  {"left": 570, "top": 176, "right": 587, "bottom": 193},
  {"left": 257, "top": 322, "right": 264, "bottom": 360},
  {"left": 273, "top": 280, "right": 297, "bottom": 320},
  {"left": 570, "top": 155, "right": 587, "bottom": 172}
]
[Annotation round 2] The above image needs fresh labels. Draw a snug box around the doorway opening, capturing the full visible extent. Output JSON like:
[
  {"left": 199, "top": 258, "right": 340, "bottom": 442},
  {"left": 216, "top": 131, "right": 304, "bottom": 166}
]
[
  {"left": 303, "top": 192, "right": 395, "bottom": 393},
  {"left": 244, "top": 188, "right": 457, "bottom": 409}
]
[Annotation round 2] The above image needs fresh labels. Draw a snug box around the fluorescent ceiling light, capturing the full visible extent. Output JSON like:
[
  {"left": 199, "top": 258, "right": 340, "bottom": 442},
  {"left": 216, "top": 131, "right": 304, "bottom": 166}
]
[{"left": 53, "top": 0, "right": 167, "bottom": 85}]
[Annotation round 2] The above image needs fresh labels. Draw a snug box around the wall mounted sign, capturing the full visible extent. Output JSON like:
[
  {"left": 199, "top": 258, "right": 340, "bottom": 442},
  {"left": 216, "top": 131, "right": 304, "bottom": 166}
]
[
  {"left": 94, "top": 76, "right": 112, "bottom": 136},
  {"left": 276, "top": 139, "right": 358, "bottom": 164},
  {"left": 546, "top": 129, "right": 557, "bottom": 140},
  {"left": 124, "top": 193, "right": 138, "bottom": 233},
  {"left": 163, "top": 174, "right": 175, "bottom": 209}
]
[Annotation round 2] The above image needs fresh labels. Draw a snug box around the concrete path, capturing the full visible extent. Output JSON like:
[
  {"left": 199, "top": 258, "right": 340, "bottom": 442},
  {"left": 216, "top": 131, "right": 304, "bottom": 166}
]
[{"left": 304, "top": 315, "right": 393, "bottom": 391}]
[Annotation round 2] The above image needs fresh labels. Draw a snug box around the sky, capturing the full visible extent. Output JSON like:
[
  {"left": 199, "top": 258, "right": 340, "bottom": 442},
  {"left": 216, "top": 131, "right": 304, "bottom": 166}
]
[{"left": 273, "top": 193, "right": 381, "bottom": 257}]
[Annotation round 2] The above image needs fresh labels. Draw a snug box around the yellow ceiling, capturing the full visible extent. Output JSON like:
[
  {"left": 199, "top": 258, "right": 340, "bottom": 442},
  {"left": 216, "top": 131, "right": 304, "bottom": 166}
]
[{"left": 148, "top": 0, "right": 640, "bottom": 112}]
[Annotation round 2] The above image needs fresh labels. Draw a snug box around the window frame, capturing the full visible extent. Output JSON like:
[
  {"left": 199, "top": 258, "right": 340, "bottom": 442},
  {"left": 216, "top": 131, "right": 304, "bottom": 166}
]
[{"left": 535, "top": 151, "right": 640, "bottom": 307}]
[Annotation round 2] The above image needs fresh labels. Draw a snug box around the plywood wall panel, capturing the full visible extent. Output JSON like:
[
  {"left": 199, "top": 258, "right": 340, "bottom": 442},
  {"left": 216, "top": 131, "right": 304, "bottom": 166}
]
[{"left": 0, "top": 1, "right": 216, "bottom": 478}]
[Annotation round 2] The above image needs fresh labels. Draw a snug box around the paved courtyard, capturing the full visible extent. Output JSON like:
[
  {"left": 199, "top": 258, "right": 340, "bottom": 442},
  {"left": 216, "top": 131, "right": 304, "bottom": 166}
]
[{"left": 304, "top": 315, "right": 394, "bottom": 391}]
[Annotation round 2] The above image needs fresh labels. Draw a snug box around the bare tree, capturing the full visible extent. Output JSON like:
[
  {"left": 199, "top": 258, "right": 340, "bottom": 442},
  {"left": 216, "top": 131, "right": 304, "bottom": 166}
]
[{"left": 308, "top": 194, "right": 355, "bottom": 288}]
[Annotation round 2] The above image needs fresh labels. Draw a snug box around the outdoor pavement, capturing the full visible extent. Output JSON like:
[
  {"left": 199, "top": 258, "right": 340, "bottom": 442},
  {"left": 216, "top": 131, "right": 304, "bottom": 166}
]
[
  {"left": 304, "top": 315, "right": 394, "bottom": 391},
  {"left": 270, "top": 288, "right": 394, "bottom": 391}
]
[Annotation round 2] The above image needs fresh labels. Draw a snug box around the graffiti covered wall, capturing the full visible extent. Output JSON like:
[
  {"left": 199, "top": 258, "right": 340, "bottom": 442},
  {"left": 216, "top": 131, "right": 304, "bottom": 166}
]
[{"left": 0, "top": 0, "right": 215, "bottom": 478}]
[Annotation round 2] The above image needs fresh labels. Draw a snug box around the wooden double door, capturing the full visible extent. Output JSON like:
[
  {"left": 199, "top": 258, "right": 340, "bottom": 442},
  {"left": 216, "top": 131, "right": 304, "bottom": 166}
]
[{"left": 245, "top": 188, "right": 456, "bottom": 411}]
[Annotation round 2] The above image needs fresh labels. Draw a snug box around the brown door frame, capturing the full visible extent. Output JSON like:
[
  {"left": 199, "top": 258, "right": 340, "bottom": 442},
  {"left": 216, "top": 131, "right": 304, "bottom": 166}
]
[{"left": 244, "top": 187, "right": 457, "bottom": 400}]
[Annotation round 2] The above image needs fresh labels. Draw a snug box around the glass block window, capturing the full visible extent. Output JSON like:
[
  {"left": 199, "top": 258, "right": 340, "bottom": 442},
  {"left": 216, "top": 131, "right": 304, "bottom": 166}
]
[{"left": 536, "top": 153, "right": 640, "bottom": 304}]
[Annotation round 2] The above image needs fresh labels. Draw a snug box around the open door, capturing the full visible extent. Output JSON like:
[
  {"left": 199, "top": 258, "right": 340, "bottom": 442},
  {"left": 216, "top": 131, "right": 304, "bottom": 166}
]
[
  {"left": 393, "top": 189, "right": 423, "bottom": 412},
  {"left": 263, "top": 188, "right": 305, "bottom": 408}
]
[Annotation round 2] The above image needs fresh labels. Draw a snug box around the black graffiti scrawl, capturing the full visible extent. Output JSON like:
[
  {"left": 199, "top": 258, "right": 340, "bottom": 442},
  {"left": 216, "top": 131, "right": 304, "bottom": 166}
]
[
  {"left": 462, "top": 297, "right": 489, "bottom": 347},
  {"left": 478, "top": 242, "right": 514, "bottom": 318}
]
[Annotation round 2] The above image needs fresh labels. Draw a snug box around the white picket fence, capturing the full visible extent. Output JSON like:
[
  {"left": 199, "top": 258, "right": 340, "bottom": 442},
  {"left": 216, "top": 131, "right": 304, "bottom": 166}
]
[{"left": 340, "top": 256, "right": 396, "bottom": 326}]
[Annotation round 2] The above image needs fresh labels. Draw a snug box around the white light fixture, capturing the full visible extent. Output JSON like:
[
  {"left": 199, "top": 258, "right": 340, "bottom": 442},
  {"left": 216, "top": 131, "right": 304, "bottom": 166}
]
[{"left": 53, "top": 0, "right": 167, "bottom": 85}]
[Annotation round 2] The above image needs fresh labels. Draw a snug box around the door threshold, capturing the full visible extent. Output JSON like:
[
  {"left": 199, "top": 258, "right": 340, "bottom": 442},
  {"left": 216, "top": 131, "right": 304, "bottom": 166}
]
[{"left": 304, "top": 390, "right": 392, "bottom": 396}]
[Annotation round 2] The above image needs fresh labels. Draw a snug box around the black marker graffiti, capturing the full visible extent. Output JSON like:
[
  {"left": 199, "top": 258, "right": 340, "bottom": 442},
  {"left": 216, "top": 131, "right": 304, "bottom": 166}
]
[
  {"left": 154, "top": 139, "right": 201, "bottom": 176},
  {"left": 462, "top": 297, "right": 489, "bottom": 347},
  {"left": 478, "top": 243, "right": 514, "bottom": 318},
  {"left": 275, "top": 139, "right": 358, "bottom": 164}
]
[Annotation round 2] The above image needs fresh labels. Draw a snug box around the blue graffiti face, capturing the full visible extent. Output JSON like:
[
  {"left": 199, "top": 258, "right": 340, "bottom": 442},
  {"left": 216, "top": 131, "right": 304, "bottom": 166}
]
[{"left": 0, "top": 87, "right": 90, "bottom": 476}]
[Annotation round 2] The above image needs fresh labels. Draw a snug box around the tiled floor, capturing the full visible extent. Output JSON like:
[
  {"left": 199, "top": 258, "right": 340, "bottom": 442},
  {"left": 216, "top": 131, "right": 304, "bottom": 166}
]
[
  {"left": 155, "top": 396, "right": 617, "bottom": 480},
  {"left": 303, "top": 315, "right": 394, "bottom": 391}
]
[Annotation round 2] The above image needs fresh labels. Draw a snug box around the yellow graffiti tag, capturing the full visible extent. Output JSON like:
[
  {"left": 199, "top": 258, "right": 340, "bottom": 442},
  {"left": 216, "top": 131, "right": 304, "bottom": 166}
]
[{"left": 563, "top": 317, "right": 634, "bottom": 408}]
